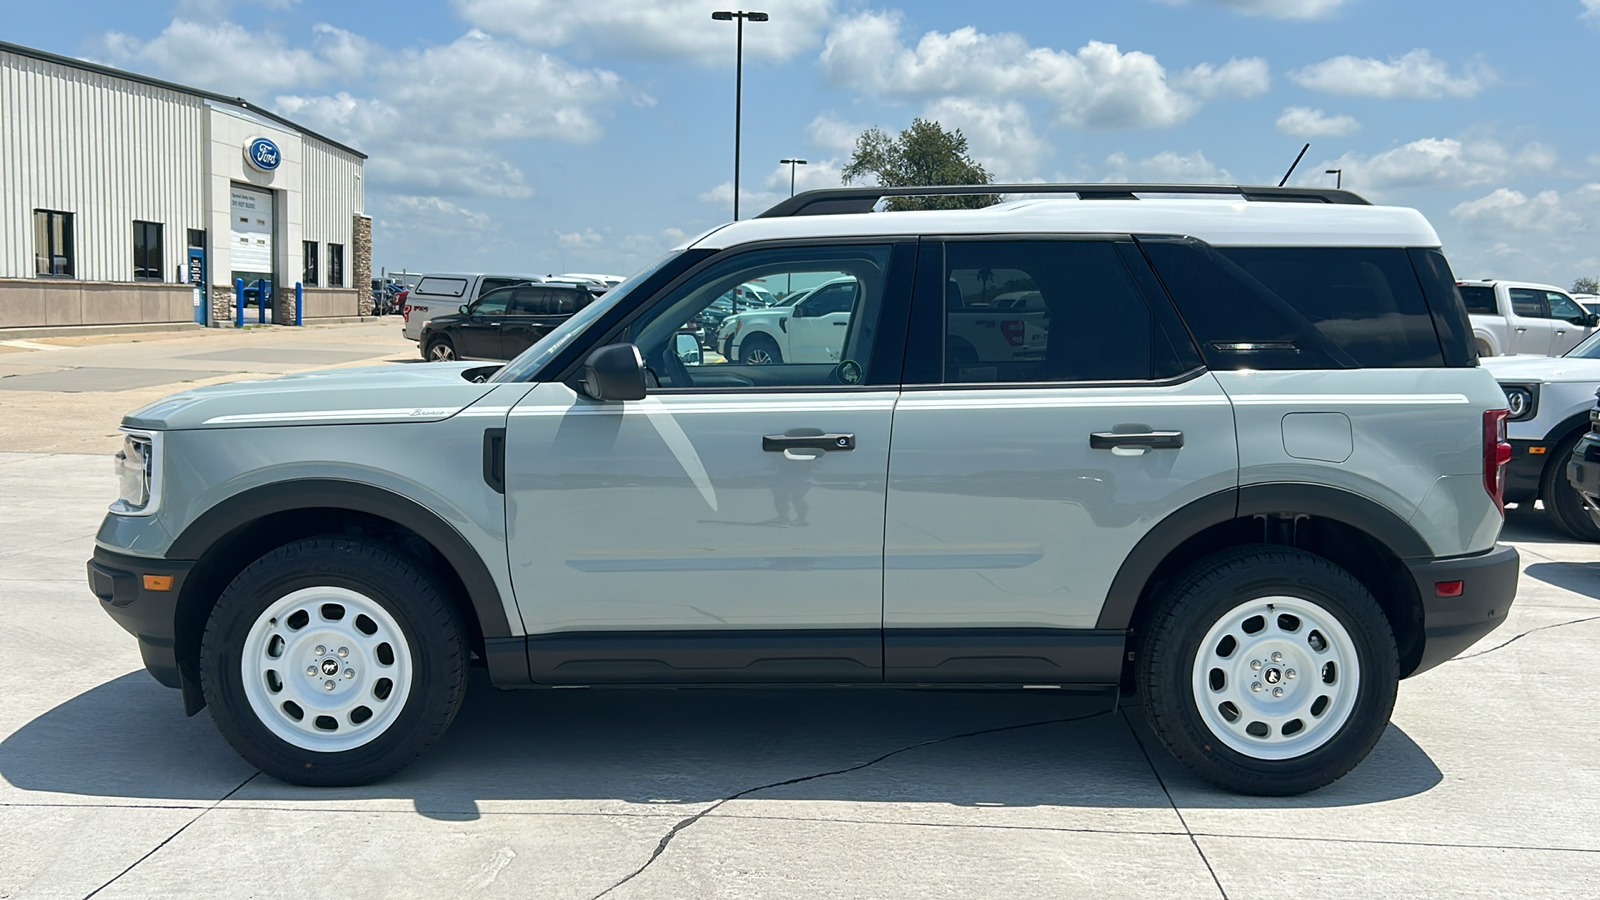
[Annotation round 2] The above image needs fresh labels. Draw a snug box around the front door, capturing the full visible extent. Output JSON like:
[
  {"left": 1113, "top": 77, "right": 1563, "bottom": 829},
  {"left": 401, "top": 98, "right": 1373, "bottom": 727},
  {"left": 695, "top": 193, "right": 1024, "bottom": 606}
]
[
  {"left": 1546, "top": 290, "right": 1594, "bottom": 355},
  {"left": 504, "top": 241, "right": 913, "bottom": 683},
  {"left": 883, "top": 238, "right": 1238, "bottom": 682},
  {"left": 786, "top": 279, "right": 858, "bottom": 363},
  {"left": 457, "top": 288, "right": 511, "bottom": 359}
]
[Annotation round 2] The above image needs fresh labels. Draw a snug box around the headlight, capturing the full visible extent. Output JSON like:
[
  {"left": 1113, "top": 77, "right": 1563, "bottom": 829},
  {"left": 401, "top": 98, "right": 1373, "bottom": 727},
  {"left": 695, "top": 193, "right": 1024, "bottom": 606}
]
[
  {"left": 1501, "top": 384, "right": 1537, "bottom": 421},
  {"left": 720, "top": 318, "right": 742, "bottom": 339},
  {"left": 111, "top": 430, "right": 161, "bottom": 515}
]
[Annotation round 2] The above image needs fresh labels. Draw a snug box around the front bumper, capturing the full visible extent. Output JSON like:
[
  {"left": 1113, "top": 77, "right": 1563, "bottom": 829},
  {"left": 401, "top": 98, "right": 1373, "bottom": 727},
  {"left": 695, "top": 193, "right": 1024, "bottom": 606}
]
[
  {"left": 1504, "top": 439, "right": 1548, "bottom": 504},
  {"left": 87, "top": 546, "right": 193, "bottom": 690},
  {"left": 1405, "top": 544, "right": 1520, "bottom": 676},
  {"left": 1566, "top": 433, "right": 1600, "bottom": 529}
]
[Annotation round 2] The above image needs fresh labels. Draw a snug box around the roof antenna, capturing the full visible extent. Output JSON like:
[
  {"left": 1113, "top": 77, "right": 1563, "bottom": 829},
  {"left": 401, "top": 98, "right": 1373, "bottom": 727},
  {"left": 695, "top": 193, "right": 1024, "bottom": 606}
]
[{"left": 1278, "top": 143, "right": 1311, "bottom": 187}]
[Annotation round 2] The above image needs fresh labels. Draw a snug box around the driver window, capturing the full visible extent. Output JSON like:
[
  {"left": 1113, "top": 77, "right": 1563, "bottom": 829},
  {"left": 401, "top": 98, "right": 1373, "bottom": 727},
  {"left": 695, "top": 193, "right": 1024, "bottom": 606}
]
[
  {"left": 1546, "top": 292, "right": 1584, "bottom": 321},
  {"left": 625, "top": 244, "right": 894, "bottom": 389}
]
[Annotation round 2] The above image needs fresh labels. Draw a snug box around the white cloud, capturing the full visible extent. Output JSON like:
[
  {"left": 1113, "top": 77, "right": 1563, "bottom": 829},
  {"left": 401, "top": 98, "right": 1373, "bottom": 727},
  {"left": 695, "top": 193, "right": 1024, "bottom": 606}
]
[
  {"left": 93, "top": 19, "right": 348, "bottom": 96},
  {"left": 1446, "top": 184, "right": 1600, "bottom": 279},
  {"left": 1584, "top": 0, "right": 1600, "bottom": 23},
  {"left": 1451, "top": 187, "right": 1593, "bottom": 233},
  {"left": 452, "top": 0, "right": 835, "bottom": 62},
  {"left": 762, "top": 158, "right": 844, "bottom": 195},
  {"left": 807, "top": 112, "right": 868, "bottom": 153},
  {"left": 819, "top": 11, "right": 1227, "bottom": 129},
  {"left": 1291, "top": 49, "right": 1487, "bottom": 99},
  {"left": 1276, "top": 106, "right": 1359, "bottom": 137},
  {"left": 1156, "top": 0, "right": 1346, "bottom": 18},
  {"left": 386, "top": 195, "right": 492, "bottom": 231},
  {"left": 1313, "top": 138, "right": 1556, "bottom": 192},
  {"left": 1101, "top": 150, "right": 1233, "bottom": 184},
  {"left": 557, "top": 228, "right": 606, "bottom": 248},
  {"left": 1174, "top": 57, "right": 1271, "bottom": 98},
  {"left": 921, "top": 98, "right": 1053, "bottom": 179}
]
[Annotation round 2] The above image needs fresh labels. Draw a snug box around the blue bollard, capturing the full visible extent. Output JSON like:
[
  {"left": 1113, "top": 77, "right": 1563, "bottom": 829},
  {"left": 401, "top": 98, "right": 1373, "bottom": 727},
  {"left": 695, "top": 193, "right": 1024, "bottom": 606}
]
[
  {"left": 295, "top": 281, "right": 303, "bottom": 326},
  {"left": 257, "top": 278, "right": 269, "bottom": 325},
  {"left": 234, "top": 278, "right": 244, "bottom": 328}
]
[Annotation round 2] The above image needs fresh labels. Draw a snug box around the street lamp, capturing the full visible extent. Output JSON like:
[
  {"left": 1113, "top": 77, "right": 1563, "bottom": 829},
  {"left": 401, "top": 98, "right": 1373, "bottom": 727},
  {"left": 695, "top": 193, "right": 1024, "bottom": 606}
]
[
  {"left": 1326, "top": 168, "right": 1343, "bottom": 189},
  {"left": 712, "top": 10, "right": 768, "bottom": 221},
  {"left": 780, "top": 158, "right": 807, "bottom": 197}
]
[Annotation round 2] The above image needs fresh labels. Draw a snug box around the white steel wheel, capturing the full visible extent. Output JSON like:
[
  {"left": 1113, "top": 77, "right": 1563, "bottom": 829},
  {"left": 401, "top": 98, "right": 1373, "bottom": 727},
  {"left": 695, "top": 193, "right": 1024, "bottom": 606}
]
[
  {"left": 1191, "top": 595, "right": 1360, "bottom": 760},
  {"left": 240, "top": 586, "right": 414, "bottom": 753}
]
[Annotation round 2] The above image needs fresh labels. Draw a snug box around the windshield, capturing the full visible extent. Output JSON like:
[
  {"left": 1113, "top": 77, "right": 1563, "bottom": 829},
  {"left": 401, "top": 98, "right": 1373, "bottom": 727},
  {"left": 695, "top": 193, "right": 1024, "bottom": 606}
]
[
  {"left": 1567, "top": 330, "right": 1600, "bottom": 359},
  {"left": 491, "top": 253, "right": 680, "bottom": 383}
]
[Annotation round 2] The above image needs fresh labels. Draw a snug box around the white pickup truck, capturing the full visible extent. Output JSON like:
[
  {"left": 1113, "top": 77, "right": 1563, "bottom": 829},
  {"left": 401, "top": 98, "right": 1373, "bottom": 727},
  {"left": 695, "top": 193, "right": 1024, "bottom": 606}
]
[{"left": 1461, "top": 278, "right": 1598, "bottom": 357}]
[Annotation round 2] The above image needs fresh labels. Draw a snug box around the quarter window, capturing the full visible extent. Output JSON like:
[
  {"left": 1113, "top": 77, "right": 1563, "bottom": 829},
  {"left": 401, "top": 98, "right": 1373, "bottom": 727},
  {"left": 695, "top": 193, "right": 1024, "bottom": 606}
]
[
  {"left": 328, "top": 243, "right": 345, "bottom": 287},
  {"left": 624, "top": 244, "right": 895, "bottom": 389},
  {"left": 34, "top": 209, "right": 74, "bottom": 278},
  {"left": 133, "top": 221, "right": 164, "bottom": 281}
]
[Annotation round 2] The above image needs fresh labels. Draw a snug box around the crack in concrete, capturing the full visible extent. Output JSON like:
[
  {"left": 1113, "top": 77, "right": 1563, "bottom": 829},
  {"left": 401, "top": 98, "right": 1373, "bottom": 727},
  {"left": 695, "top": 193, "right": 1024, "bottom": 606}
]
[
  {"left": 80, "top": 772, "right": 259, "bottom": 900},
  {"left": 587, "top": 703, "right": 1119, "bottom": 900},
  {"left": 1120, "top": 708, "right": 1230, "bottom": 900},
  {"left": 1451, "top": 615, "right": 1600, "bottom": 661}
]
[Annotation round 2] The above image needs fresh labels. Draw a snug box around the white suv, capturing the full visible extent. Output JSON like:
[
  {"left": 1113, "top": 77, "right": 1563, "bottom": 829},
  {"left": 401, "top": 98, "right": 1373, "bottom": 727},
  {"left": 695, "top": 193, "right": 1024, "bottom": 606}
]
[{"left": 90, "top": 184, "right": 1516, "bottom": 796}]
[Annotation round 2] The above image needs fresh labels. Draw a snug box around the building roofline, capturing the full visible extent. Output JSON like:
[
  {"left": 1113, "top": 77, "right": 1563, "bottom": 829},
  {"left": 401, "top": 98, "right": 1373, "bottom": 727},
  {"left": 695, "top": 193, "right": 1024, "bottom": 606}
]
[{"left": 0, "top": 39, "right": 367, "bottom": 160}]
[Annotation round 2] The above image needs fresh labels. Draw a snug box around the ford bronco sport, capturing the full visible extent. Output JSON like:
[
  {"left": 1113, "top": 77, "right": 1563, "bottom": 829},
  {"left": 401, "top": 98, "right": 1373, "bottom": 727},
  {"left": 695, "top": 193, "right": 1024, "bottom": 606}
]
[{"left": 89, "top": 184, "right": 1518, "bottom": 795}]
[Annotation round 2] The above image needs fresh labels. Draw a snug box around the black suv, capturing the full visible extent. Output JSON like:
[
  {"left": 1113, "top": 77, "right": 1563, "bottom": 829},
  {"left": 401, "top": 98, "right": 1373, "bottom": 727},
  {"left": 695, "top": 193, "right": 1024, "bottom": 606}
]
[{"left": 420, "top": 281, "right": 600, "bottom": 362}]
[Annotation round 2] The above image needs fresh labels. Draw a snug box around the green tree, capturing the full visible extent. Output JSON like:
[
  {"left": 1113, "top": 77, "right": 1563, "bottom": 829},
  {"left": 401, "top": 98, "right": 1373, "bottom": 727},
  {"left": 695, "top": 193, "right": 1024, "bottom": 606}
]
[
  {"left": 1574, "top": 276, "right": 1600, "bottom": 294},
  {"left": 841, "top": 118, "right": 997, "bottom": 211}
]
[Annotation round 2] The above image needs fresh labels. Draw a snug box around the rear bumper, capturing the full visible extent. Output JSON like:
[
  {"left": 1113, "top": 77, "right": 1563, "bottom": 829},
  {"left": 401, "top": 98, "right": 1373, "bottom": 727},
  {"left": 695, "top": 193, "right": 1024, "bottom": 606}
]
[
  {"left": 1405, "top": 544, "right": 1520, "bottom": 676},
  {"left": 87, "top": 547, "right": 193, "bottom": 690}
]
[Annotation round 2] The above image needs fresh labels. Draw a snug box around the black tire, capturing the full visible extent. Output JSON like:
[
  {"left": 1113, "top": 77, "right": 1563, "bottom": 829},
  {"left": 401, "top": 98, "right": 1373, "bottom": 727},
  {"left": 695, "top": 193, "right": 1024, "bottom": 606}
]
[
  {"left": 200, "top": 538, "right": 468, "bottom": 786},
  {"left": 425, "top": 336, "right": 456, "bottom": 362},
  {"left": 1136, "top": 545, "right": 1398, "bottom": 796},
  {"left": 1541, "top": 432, "right": 1600, "bottom": 541},
  {"left": 739, "top": 334, "right": 782, "bottom": 365}
]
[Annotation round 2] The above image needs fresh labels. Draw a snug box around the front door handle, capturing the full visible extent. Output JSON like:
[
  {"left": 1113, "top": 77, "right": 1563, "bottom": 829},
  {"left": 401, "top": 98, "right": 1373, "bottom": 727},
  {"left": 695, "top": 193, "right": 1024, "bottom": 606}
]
[
  {"left": 763, "top": 433, "right": 855, "bottom": 452},
  {"left": 1090, "top": 430, "right": 1184, "bottom": 450}
]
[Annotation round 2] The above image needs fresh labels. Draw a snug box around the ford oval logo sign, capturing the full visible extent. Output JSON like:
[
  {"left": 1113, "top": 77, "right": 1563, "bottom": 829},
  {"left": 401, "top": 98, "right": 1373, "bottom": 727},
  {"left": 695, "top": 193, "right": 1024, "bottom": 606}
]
[{"left": 245, "top": 137, "right": 281, "bottom": 172}]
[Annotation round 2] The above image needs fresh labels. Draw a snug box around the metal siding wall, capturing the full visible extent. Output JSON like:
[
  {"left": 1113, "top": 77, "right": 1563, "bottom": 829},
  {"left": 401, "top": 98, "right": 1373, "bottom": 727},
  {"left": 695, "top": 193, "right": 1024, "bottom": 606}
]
[
  {"left": 300, "top": 136, "right": 362, "bottom": 261},
  {"left": 0, "top": 50, "right": 205, "bottom": 282}
]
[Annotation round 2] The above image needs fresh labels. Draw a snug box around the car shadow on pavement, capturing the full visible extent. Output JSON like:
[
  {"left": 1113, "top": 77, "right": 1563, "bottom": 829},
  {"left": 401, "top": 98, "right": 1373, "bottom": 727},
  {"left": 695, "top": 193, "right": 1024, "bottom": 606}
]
[
  {"left": 0, "top": 670, "right": 1442, "bottom": 819},
  {"left": 1523, "top": 561, "right": 1600, "bottom": 599}
]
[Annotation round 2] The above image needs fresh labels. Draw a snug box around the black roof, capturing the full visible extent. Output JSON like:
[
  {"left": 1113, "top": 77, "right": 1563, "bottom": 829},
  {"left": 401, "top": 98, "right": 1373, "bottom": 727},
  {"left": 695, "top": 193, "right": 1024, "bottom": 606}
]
[{"left": 0, "top": 39, "right": 367, "bottom": 159}]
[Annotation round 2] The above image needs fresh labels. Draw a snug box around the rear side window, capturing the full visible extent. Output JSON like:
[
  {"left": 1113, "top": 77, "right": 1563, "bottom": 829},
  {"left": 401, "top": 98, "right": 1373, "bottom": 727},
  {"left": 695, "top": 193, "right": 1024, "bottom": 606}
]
[
  {"left": 1141, "top": 238, "right": 1445, "bottom": 369},
  {"left": 1509, "top": 288, "right": 1546, "bottom": 317},
  {"left": 513, "top": 287, "right": 585, "bottom": 315},
  {"left": 1457, "top": 285, "right": 1496, "bottom": 315},
  {"left": 415, "top": 277, "right": 468, "bottom": 297},
  {"left": 480, "top": 277, "right": 530, "bottom": 296}
]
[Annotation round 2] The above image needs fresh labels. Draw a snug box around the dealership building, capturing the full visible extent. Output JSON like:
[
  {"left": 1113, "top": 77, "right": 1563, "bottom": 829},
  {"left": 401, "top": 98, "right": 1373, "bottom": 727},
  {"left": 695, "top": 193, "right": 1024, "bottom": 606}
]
[{"left": 0, "top": 40, "right": 371, "bottom": 331}]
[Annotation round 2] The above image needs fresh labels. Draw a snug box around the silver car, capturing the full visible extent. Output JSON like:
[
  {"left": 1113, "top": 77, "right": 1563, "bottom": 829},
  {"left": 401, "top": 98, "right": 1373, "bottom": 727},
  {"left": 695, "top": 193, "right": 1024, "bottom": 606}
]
[{"left": 89, "top": 184, "right": 1517, "bottom": 795}]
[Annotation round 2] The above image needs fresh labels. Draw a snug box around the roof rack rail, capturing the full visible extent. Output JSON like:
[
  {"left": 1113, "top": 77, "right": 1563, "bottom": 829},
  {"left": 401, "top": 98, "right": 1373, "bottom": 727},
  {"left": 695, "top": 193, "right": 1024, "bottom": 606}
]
[{"left": 756, "top": 183, "right": 1372, "bottom": 218}]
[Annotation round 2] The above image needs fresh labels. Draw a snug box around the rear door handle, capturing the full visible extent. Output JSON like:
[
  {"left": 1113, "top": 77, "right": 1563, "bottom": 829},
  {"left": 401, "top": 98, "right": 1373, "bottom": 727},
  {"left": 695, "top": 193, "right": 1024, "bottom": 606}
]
[
  {"left": 1090, "top": 430, "right": 1184, "bottom": 450},
  {"left": 763, "top": 433, "right": 855, "bottom": 452}
]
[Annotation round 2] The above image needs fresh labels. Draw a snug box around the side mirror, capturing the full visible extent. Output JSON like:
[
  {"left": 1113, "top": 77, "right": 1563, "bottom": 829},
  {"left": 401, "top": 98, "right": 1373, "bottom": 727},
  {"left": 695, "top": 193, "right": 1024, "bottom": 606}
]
[
  {"left": 459, "top": 304, "right": 469, "bottom": 315},
  {"left": 579, "top": 343, "right": 646, "bottom": 401},
  {"left": 1586, "top": 313, "right": 1599, "bottom": 328},
  {"left": 674, "top": 333, "right": 702, "bottom": 366}
]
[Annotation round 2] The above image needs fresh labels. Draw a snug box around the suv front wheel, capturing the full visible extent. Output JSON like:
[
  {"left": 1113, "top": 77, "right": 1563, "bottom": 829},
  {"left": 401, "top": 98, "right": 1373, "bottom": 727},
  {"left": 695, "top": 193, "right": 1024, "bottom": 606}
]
[
  {"left": 200, "top": 538, "right": 468, "bottom": 786},
  {"left": 1137, "top": 545, "right": 1398, "bottom": 795}
]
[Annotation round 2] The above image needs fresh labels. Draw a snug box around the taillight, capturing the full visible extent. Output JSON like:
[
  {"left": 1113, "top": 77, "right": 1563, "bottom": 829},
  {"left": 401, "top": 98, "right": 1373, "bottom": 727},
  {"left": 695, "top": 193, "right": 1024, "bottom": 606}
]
[
  {"left": 1001, "top": 320, "right": 1026, "bottom": 347},
  {"left": 403, "top": 304, "right": 411, "bottom": 323},
  {"left": 1483, "top": 409, "right": 1511, "bottom": 516}
]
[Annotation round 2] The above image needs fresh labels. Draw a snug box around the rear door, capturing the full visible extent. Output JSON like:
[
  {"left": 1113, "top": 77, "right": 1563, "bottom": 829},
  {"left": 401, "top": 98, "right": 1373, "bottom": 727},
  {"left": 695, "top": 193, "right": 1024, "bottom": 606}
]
[
  {"left": 504, "top": 286, "right": 588, "bottom": 358},
  {"left": 882, "top": 237, "right": 1237, "bottom": 683},
  {"left": 1507, "top": 288, "right": 1555, "bottom": 355}
]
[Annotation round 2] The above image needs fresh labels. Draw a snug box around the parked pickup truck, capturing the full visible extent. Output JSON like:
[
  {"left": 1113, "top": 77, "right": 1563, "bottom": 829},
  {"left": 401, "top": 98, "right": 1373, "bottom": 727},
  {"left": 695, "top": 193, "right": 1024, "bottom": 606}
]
[
  {"left": 401, "top": 273, "right": 545, "bottom": 344},
  {"left": 1461, "top": 279, "right": 1598, "bottom": 357}
]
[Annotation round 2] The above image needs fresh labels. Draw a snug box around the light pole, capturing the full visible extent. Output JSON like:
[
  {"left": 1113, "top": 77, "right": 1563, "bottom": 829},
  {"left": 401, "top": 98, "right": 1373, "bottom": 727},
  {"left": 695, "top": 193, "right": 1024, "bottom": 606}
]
[
  {"left": 712, "top": 10, "right": 768, "bottom": 221},
  {"left": 1326, "top": 168, "right": 1343, "bottom": 189},
  {"left": 780, "top": 158, "right": 807, "bottom": 197}
]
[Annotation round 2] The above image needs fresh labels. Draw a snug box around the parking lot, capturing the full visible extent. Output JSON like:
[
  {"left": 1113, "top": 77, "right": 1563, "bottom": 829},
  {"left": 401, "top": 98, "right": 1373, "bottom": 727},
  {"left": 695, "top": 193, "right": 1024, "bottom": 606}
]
[{"left": 2, "top": 324, "right": 1599, "bottom": 899}]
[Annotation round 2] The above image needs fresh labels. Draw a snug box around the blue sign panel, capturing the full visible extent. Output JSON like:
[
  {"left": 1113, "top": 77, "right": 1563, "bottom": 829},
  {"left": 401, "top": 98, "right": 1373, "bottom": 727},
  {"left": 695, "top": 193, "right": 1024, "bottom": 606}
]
[{"left": 246, "top": 137, "right": 281, "bottom": 172}]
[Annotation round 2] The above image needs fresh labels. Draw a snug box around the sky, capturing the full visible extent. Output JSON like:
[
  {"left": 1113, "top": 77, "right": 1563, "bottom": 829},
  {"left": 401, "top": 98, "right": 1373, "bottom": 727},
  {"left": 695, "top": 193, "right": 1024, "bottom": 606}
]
[{"left": 7, "top": 0, "right": 1600, "bottom": 285}]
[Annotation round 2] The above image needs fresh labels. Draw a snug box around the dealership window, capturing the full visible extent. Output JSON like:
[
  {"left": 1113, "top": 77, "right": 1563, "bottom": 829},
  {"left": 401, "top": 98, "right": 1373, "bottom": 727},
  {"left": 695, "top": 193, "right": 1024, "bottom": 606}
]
[
  {"left": 133, "top": 221, "right": 164, "bottom": 282},
  {"left": 33, "top": 209, "right": 74, "bottom": 277},
  {"left": 329, "top": 243, "right": 345, "bottom": 287},
  {"left": 303, "top": 241, "right": 319, "bottom": 286}
]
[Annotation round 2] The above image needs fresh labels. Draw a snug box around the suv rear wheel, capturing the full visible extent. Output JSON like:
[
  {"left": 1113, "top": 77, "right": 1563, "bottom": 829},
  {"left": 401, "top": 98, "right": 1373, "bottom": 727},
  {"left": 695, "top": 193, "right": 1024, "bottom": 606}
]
[
  {"left": 199, "top": 538, "right": 468, "bottom": 786},
  {"left": 1137, "top": 545, "right": 1398, "bottom": 795},
  {"left": 1541, "top": 432, "right": 1600, "bottom": 541}
]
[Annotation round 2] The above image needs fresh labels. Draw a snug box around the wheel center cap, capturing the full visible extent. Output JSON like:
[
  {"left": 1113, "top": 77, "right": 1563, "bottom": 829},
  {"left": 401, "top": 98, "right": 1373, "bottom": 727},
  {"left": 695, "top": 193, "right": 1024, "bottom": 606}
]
[
  {"left": 320, "top": 658, "right": 340, "bottom": 676},
  {"left": 1264, "top": 667, "right": 1283, "bottom": 685}
]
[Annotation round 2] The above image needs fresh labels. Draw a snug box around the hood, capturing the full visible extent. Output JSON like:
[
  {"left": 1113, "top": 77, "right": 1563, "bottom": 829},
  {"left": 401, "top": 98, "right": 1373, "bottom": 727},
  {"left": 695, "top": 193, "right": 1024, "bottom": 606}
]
[
  {"left": 122, "top": 362, "right": 507, "bottom": 430},
  {"left": 1481, "top": 355, "right": 1600, "bottom": 383}
]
